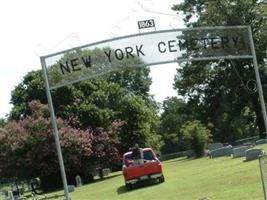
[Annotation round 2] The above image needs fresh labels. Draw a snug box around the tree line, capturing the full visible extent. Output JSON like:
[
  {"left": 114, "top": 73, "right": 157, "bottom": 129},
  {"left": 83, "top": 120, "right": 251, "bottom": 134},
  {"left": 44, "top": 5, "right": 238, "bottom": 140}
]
[{"left": 161, "top": 0, "right": 267, "bottom": 154}]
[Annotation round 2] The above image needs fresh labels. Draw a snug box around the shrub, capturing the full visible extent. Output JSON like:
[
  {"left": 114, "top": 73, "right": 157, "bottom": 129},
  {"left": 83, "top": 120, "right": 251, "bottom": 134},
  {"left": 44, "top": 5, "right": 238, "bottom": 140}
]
[{"left": 181, "top": 120, "right": 212, "bottom": 157}]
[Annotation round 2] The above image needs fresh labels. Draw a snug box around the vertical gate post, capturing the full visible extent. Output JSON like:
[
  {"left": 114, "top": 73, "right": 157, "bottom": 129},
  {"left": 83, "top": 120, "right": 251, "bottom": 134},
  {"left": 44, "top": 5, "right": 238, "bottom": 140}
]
[
  {"left": 41, "top": 57, "right": 71, "bottom": 200},
  {"left": 248, "top": 26, "right": 267, "bottom": 137}
]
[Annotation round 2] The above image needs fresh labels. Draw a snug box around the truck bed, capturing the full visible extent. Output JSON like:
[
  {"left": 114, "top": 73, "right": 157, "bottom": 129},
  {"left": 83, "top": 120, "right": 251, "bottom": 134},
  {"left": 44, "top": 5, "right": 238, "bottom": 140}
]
[{"left": 124, "top": 160, "right": 161, "bottom": 180}]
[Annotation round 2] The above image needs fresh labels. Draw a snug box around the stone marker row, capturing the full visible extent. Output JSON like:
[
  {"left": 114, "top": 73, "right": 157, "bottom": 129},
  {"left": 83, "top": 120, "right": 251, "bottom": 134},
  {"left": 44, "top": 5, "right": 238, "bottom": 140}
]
[
  {"left": 210, "top": 145, "right": 265, "bottom": 161},
  {"left": 209, "top": 146, "right": 232, "bottom": 158},
  {"left": 208, "top": 143, "right": 223, "bottom": 151},
  {"left": 208, "top": 139, "right": 266, "bottom": 163},
  {"left": 255, "top": 139, "right": 267, "bottom": 145},
  {"left": 208, "top": 138, "right": 267, "bottom": 152}
]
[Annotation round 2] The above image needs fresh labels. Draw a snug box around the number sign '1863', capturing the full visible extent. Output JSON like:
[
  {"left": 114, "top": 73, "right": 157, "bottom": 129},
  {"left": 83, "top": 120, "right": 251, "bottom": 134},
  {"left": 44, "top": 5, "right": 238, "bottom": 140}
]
[{"left": 138, "top": 19, "right": 155, "bottom": 29}]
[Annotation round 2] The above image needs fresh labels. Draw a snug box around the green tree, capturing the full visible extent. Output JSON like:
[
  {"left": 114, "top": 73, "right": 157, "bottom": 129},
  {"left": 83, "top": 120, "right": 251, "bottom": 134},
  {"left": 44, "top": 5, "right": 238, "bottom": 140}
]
[
  {"left": 159, "top": 97, "right": 195, "bottom": 153},
  {"left": 118, "top": 95, "right": 162, "bottom": 152},
  {"left": 63, "top": 79, "right": 162, "bottom": 152},
  {"left": 9, "top": 70, "right": 47, "bottom": 120},
  {"left": 172, "top": 0, "right": 267, "bottom": 140},
  {"left": 0, "top": 118, "right": 6, "bottom": 128},
  {"left": 10, "top": 48, "right": 152, "bottom": 121},
  {"left": 9, "top": 48, "right": 162, "bottom": 153},
  {"left": 181, "top": 120, "right": 212, "bottom": 157}
]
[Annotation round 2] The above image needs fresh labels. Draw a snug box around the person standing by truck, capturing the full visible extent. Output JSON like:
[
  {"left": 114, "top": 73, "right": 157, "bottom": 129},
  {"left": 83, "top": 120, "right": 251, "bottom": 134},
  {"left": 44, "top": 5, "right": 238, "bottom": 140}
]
[{"left": 132, "top": 144, "right": 144, "bottom": 165}]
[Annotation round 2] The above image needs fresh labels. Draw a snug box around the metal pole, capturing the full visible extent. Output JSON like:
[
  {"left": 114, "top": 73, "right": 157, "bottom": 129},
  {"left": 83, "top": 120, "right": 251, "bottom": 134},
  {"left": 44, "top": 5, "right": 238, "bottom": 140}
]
[
  {"left": 40, "top": 57, "right": 71, "bottom": 200},
  {"left": 259, "top": 156, "right": 267, "bottom": 200},
  {"left": 248, "top": 26, "right": 267, "bottom": 136}
]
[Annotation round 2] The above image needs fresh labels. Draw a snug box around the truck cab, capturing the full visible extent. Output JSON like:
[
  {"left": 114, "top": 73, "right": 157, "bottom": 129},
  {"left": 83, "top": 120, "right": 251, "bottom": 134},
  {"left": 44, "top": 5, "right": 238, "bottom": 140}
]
[{"left": 122, "top": 148, "right": 164, "bottom": 190}]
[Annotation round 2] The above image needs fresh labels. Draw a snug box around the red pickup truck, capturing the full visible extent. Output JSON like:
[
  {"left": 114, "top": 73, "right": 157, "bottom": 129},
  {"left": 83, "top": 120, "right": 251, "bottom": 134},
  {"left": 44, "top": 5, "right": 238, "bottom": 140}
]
[{"left": 122, "top": 147, "right": 164, "bottom": 190}]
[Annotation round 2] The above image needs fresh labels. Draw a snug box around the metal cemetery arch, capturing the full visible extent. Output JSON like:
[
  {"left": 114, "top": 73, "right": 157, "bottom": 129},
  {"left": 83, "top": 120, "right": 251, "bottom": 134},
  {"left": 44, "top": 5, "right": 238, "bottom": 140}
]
[{"left": 40, "top": 26, "right": 267, "bottom": 200}]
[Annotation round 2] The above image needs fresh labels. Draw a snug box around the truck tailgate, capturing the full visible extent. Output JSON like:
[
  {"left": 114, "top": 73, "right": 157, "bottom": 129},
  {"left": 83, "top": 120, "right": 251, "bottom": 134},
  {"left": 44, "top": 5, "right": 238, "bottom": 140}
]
[{"left": 125, "top": 161, "right": 161, "bottom": 180}]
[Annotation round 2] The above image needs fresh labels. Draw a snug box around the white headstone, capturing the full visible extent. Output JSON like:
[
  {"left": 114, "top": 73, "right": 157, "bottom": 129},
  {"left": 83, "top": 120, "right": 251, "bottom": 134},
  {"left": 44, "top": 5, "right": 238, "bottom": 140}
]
[
  {"left": 208, "top": 143, "right": 223, "bottom": 151},
  {"left": 102, "top": 168, "right": 111, "bottom": 177},
  {"left": 209, "top": 146, "right": 233, "bottom": 158},
  {"left": 68, "top": 185, "right": 75, "bottom": 193},
  {"left": 245, "top": 148, "right": 264, "bottom": 161},
  {"left": 75, "top": 175, "right": 82, "bottom": 187},
  {"left": 232, "top": 146, "right": 250, "bottom": 158},
  {"left": 209, "top": 148, "right": 226, "bottom": 158},
  {"left": 256, "top": 139, "right": 267, "bottom": 145}
]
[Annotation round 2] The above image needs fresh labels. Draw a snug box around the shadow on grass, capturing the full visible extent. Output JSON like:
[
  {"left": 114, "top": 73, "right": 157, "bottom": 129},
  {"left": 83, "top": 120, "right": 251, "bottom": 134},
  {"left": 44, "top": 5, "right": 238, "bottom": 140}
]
[
  {"left": 117, "top": 185, "right": 127, "bottom": 194},
  {"left": 163, "top": 157, "right": 195, "bottom": 164},
  {"left": 95, "top": 173, "right": 122, "bottom": 182},
  {"left": 35, "top": 193, "right": 64, "bottom": 200},
  {"left": 116, "top": 180, "right": 163, "bottom": 195},
  {"left": 82, "top": 173, "right": 122, "bottom": 187}
]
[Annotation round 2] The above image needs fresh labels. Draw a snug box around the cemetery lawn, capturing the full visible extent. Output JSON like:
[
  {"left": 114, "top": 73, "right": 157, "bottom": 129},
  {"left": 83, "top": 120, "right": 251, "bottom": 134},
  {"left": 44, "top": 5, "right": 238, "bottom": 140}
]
[{"left": 44, "top": 145, "right": 267, "bottom": 200}]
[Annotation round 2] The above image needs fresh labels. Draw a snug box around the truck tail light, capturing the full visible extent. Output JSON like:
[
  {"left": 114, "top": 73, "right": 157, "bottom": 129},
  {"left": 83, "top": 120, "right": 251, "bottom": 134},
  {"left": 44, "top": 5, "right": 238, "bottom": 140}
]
[{"left": 157, "top": 163, "right": 162, "bottom": 171}]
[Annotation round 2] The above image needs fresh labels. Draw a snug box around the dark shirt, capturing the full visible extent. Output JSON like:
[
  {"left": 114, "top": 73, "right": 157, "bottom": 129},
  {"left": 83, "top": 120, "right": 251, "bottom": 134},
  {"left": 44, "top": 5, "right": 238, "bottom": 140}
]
[{"left": 132, "top": 147, "right": 142, "bottom": 160}]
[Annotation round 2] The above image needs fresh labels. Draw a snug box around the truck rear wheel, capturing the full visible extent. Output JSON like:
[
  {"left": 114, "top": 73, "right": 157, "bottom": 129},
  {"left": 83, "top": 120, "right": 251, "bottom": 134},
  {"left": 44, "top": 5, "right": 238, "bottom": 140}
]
[
  {"left": 159, "top": 175, "right": 165, "bottom": 183},
  {"left": 126, "top": 183, "right": 132, "bottom": 190}
]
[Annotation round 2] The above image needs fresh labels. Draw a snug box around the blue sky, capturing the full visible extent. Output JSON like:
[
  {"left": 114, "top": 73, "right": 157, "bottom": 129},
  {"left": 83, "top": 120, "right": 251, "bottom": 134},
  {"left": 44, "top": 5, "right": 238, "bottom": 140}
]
[{"left": 0, "top": 0, "right": 183, "bottom": 118}]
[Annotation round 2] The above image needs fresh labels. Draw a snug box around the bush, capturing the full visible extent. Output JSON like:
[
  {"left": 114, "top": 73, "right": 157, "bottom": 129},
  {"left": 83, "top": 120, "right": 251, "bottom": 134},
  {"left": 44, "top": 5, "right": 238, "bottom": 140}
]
[
  {"left": 0, "top": 100, "right": 122, "bottom": 191},
  {"left": 181, "top": 120, "right": 212, "bottom": 157}
]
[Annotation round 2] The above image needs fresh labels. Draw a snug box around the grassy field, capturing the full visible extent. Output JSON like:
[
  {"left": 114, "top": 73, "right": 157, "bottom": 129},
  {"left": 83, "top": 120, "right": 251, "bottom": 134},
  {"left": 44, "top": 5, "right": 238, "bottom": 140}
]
[{"left": 42, "top": 145, "right": 267, "bottom": 200}]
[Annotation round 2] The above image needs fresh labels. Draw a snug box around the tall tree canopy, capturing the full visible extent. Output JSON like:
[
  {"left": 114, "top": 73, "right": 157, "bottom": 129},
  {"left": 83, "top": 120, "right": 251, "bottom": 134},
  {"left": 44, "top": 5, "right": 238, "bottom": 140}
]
[
  {"left": 159, "top": 97, "right": 196, "bottom": 153},
  {"left": 171, "top": 0, "right": 267, "bottom": 141},
  {"left": 10, "top": 47, "right": 153, "bottom": 121},
  {"left": 9, "top": 48, "right": 162, "bottom": 153}
]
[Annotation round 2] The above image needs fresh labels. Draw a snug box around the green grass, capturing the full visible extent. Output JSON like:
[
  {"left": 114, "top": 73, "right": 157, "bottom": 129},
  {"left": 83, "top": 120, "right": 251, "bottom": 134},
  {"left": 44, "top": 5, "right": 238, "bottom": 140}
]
[{"left": 43, "top": 145, "right": 267, "bottom": 200}]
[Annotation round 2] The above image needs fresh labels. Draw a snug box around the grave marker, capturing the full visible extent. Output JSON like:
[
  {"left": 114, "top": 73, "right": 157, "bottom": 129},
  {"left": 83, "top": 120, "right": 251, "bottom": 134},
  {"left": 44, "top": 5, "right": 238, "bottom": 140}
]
[
  {"left": 232, "top": 146, "right": 250, "bottom": 158},
  {"left": 245, "top": 148, "right": 264, "bottom": 161},
  {"left": 208, "top": 143, "right": 223, "bottom": 151},
  {"left": 75, "top": 175, "right": 82, "bottom": 187},
  {"left": 256, "top": 139, "right": 267, "bottom": 145}
]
